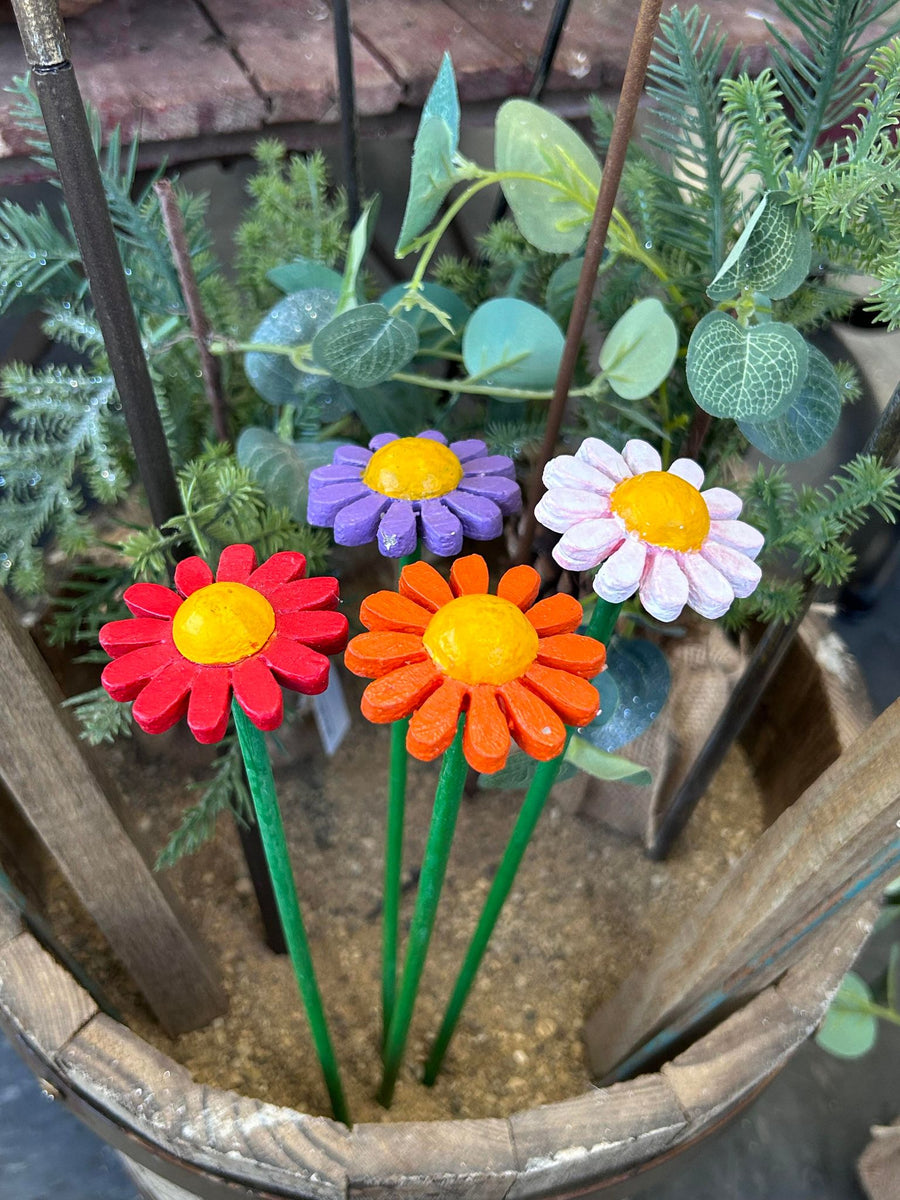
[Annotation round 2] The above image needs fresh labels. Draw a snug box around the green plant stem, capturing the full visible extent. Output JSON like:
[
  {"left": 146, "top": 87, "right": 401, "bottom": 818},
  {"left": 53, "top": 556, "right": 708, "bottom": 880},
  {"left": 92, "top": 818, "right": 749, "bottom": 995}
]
[
  {"left": 231, "top": 702, "right": 350, "bottom": 1126},
  {"left": 378, "top": 717, "right": 469, "bottom": 1107},
  {"left": 422, "top": 598, "right": 621, "bottom": 1084},
  {"left": 382, "top": 546, "right": 420, "bottom": 1044}
]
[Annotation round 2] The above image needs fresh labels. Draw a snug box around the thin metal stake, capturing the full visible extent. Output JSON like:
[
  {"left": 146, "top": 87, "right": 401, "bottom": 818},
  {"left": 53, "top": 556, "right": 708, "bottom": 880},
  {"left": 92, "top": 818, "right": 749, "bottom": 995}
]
[
  {"left": 332, "top": 0, "right": 361, "bottom": 226},
  {"left": 650, "top": 381, "right": 900, "bottom": 861}
]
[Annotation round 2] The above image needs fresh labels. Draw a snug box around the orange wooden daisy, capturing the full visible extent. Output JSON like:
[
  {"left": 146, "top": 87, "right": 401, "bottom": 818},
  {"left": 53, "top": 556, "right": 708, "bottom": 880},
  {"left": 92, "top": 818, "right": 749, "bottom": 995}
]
[{"left": 344, "top": 554, "right": 605, "bottom": 773}]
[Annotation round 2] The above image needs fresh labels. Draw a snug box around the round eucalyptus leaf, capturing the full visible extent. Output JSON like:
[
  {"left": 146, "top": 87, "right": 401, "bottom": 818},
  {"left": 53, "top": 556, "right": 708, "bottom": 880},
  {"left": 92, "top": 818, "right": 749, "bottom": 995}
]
[
  {"left": 347, "top": 378, "right": 435, "bottom": 437},
  {"left": 236, "top": 428, "right": 343, "bottom": 522},
  {"left": 580, "top": 638, "right": 670, "bottom": 752},
  {"left": 546, "top": 257, "right": 585, "bottom": 327},
  {"left": 267, "top": 258, "right": 344, "bottom": 296},
  {"left": 600, "top": 298, "right": 678, "bottom": 400},
  {"left": 565, "top": 737, "right": 652, "bottom": 785},
  {"left": 686, "top": 311, "right": 809, "bottom": 420},
  {"left": 815, "top": 973, "right": 877, "bottom": 1059},
  {"left": 245, "top": 289, "right": 352, "bottom": 412},
  {"left": 462, "top": 297, "right": 564, "bottom": 391},
  {"left": 312, "top": 303, "right": 419, "bottom": 388},
  {"left": 740, "top": 345, "right": 842, "bottom": 462},
  {"left": 495, "top": 99, "right": 601, "bottom": 254},
  {"left": 708, "top": 192, "right": 812, "bottom": 303}
]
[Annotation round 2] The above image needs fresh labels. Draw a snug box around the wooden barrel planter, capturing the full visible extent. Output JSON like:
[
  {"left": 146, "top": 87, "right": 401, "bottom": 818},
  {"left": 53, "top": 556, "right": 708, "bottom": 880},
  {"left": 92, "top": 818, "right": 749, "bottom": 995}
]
[{"left": 2, "top": 614, "right": 898, "bottom": 1200}]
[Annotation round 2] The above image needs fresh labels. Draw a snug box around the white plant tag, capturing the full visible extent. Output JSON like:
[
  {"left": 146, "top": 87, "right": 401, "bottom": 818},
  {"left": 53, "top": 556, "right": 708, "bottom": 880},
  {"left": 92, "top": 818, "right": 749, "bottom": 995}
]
[{"left": 312, "top": 669, "right": 351, "bottom": 756}]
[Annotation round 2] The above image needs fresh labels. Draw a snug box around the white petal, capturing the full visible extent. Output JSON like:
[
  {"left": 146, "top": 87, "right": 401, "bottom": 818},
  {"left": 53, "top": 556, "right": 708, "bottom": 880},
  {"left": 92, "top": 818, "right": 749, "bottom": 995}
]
[
  {"left": 668, "top": 458, "right": 705, "bottom": 489},
  {"left": 554, "top": 519, "right": 624, "bottom": 571},
  {"left": 593, "top": 539, "right": 646, "bottom": 603},
  {"left": 639, "top": 550, "right": 689, "bottom": 622},
  {"left": 622, "top": 439, "right": 661, "bottom": 475},
  {"left": 577, "top": 438, "right": 630, "bottom": 482},
  {"left": 701, "top": 542, "right": 762, "bottom": 598},
  {"left": 702, "top": 486, "right": 742, "bottom": 520},
  {"left": 536, "top": 488, "right": 607, "bottom": 533},
  {"left": 681, "top": 553, "right": 735, "bottom": 619},
  {"left": 543, "top": 454, "right": 615, "bottom": 496},
  {"left": 707, "top": 519, "right": 764, "bottom": 560}
]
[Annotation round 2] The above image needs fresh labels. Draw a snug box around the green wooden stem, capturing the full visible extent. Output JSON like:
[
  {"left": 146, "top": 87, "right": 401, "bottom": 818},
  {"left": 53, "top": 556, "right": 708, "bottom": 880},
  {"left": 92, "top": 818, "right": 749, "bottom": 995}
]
[
  {"left": 423, "top": 598, "right": 622, "bottom": 1084},
  {"left": 232, "top": 702, "right": 350, "bottom": 1126},
  {"left": 378, "top": 717, "right": 468, "bottom": 1107}
]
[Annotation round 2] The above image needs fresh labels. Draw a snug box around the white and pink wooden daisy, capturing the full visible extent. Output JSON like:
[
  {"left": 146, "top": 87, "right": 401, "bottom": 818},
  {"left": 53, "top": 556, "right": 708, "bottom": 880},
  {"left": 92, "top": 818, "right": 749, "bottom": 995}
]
[{"left": 535, "top": 437, "right": 763, "bottom": 622}]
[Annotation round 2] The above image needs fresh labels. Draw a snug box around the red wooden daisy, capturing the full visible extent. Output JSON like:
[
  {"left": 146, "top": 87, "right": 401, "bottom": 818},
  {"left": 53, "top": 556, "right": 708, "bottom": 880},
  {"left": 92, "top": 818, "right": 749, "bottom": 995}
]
[
  {"left": 344, "top": 555, "right": 606, "bottom": 773},
  {"left": 99, "top": 544, "right": 348, "bottom": 743}
]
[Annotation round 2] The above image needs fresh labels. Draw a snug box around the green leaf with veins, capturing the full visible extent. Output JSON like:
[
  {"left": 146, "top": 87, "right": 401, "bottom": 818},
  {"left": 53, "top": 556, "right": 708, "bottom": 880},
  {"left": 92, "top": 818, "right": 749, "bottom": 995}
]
[
  {"left": 740, "top": 345, "right": 842, "bottom": 462},
  {"left": 312, "top": 303, "right": 419, "bottom": 387},
  {"left": 708, "top": 192, "right": 812, "bottom": 302},
  {"left": 461, "top": 297, "right": 564, "bottom": 391},
  {"left": 815, "top": 973, "right": 877, "bottom": 1059},
  {"left": 337, "top": 197, "right": 380, "bottom": 315},
  {"left": 599, "top": 298, "right": 678, "bottom": 400}
]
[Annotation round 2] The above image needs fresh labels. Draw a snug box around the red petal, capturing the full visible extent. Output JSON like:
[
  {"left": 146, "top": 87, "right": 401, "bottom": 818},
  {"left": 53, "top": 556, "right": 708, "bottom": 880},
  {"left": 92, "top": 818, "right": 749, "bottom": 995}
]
[
  {"left": 131, "top": 659, "right": 198, "bottom": 735},
  {"left": 271, "top": 577, "right": 340, "bottom": 613},
  {"left": 101, "top": 643, "right": 177, "bottom": 701},
  {"left": 406, "top": 679, "right": 466, "bottom": 761},
  {"left": 497, "top": 565, "right": 540, "bottom": 610},
  {"left": 275, "top": 609, "right": 348, "bottom": 654},
  {"left": 248, "top": 551, "right": 307, "bottom": 597},
  {"left": 464, "top": 686, "right": 511, "bottom": 774},
  {"left": 523, "top": 663, "right": 599, "bottom": 726},
  {"left": 99, "top": 617, "right": 171, "bottom": 659},
  {"left": 232, "top": 656, "right": 283, "bottom": 729},
  {"left": 399, "top": 561, "right": 453, "bottom": 611},
  {"left": 360, "top": 661, "right": 441, "bottom": 723},
  {"left": 187, "top": 668, "right": 231, "bottom": 744},
  {"left": 261, "top": 638, "right": 331, "bottom": 694},
  {"left": 359, "top": 591, "right": 432, "bottom": 634},
  {"left": 450, "top": 554, "right": 489, "bottom": 596},
  {"left": 498, "top": 679, "right": 566, "bottom": 761},
  {"left": 344, "top": 631, "right": 427, "bottom": 679},
  {"left": 123, "top": 582, "right": 181, "bottom": 620},
  {"left": 216, "top": 544, "right": 257, "bottom": 583},
  {"left": 175, "top": 557, "right": 214, "bottom": 597}
]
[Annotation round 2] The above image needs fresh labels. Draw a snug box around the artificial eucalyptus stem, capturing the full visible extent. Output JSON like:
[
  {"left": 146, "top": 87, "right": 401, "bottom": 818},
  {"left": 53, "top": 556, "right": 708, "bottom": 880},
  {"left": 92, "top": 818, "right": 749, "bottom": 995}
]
[
  {"left": 515, "top": 0, "right": 665, "bottom": 566},
  {"left": 379, "top": 717, "right": 469, "bottom": 1107},
  {"left": 231, "top": 702, "right": 350, "bottom": 1126},
  {"left": 382, "top": 547, "right": 421, "bottom": 1043},
  {"left": 423, "top": 598, "right": 621, "bottom": 1083}
]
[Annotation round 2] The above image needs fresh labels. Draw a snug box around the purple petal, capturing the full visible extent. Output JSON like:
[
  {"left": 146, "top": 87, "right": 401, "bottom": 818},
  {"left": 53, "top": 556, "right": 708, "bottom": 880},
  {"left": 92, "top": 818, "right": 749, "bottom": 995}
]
[
  {"left": 334, "top": 445, "right": 372, "bottom": 467},
  {"left": 377, "top": 500, "right": 419, "bottom": 558},
  {"left": 333, "top": 491, "right": 391, "bottom": 546},
  {"left": 308, "top": 463, "right": 363, "bottom": 486},
  {"left": 306, "top": 482, "right": 370, "bottom": 526},
  {"left": 369, "top": 432, "right": 400, "bottom": 450},
  {"left": 461, "top": 455, "right": 516, "bottom": 480},
  {"left": 443, "top": 489, "right": 503, "bottom": 540},
  {"left": 420, "top": 499, "right": 463, "bottom": 556},
  {"left": 417, "top": 429, "right": 448, "bottom": 444},
  {"left": 448, "top": 438, "right": 487, "bottom": 463},
  {"left": 457, "top": 474, "right": 522, "bottom": 515}
]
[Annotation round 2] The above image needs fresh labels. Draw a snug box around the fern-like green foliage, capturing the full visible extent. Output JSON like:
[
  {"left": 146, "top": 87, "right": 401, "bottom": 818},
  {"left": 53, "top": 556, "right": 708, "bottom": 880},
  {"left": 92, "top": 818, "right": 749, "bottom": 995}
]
[
  {"left": 155, "top": 737, "right": 252, "bottom": 870},
  {"left": 63, "top": 685, "right": 134, "bottom": 745}
]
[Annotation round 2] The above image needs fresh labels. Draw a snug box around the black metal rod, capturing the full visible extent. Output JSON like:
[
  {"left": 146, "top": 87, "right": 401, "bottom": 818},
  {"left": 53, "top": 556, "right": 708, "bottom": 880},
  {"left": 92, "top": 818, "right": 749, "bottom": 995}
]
[
  {"left": 234, "top": 811, "right": 288, "bottom": 955},
  {"left": 650, "top": 379, "right": 900, "bottom": 861},
  {"left": 332, "top": 0, "right": 361, "bottom": 226}
]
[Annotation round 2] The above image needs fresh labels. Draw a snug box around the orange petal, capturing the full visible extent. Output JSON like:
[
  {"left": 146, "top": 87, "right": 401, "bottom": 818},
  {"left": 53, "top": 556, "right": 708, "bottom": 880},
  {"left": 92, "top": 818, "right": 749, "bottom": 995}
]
[
  {"left": 361, "top": 660, "right": 441, "bottom": 724},
  {"left": 406, "top": 679, "right": 466, "bottom": 762},
  {"left": 450, "top": 554, "right": 489, "bottom": 596},
  {"left": 523, "top": 663, "right": 599, "bottom": 727},
  {"left": 359, "top": 590, "right": 432, "bottom": 634},
  {"left": 399, "top": 560, "right": 453, "bottom": 612},
  {"left": 497, "top": 564, "right": 540, "bottom": 610},
  {"left": 536, "top": 633, "right": 606, "bottom": 678},
  {"left": 344, "top": 631, "right": 428, "bottom": 679},
  {"left": 498, "top": 679, "right": 566, "bottom": 761},
  {"left": 526, "top": 592, "right": 583, "bottom": 636},
  {"left": 464, "top": 686, "right": 511, "bottom": 774}
]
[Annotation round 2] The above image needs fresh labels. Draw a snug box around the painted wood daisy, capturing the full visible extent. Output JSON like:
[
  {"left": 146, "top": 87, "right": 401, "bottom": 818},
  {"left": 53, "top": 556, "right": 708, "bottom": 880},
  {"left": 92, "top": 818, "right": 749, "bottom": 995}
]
[
  {"left": 344, "top": 554, "right": 605, "bottom": 773},
  {"left": 306, "top": 431, "right": 521, "bottom": 558},
  {"left": 99, "top": 544, "right": 348, "bottom": 742},
  {"left": 535, "top": 438, "right": 764, "bottom": 622}
]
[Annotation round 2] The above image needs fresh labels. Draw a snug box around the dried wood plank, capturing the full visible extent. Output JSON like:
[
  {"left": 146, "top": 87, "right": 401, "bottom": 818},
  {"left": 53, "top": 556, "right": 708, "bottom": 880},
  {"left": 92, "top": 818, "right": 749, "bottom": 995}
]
[
  {"left": 775, "top": 896, "right": 880, "bottom": 1021},
  {"left": 0, "top": 889, "right": 22, "bottom": 948},
  {"left": 0, "top": 930, "right": 96, "bottom": 1054},
  {"left": 584, "top": 694, "right": 900, "bottom": 1079},
  {"left": 59, "top": 1013, "right": 349, "bottom": 1199},
  {"left": 116, "top": 1159, "right": 199, "bottom": 1200},
  {"left": 203, "top": 0, "right": 401, "bottom": 123},
  {"left": 348, "top": 1118, "right": 517, "bottom": 1198},
  {"left": 350, "top": 0, "right": 529, "bottom": 106},
  {"left": 505, "top": 1076, "right": 686, "bottom": 1199},
  {"left": 0, "top": 594, "right": 226, "bottom": 1035}
]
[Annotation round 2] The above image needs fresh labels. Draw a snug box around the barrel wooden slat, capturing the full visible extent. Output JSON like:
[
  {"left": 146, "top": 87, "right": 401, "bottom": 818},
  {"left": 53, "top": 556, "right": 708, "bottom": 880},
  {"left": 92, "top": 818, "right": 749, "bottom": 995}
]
[
  {"left": 0, "top": 890, "right": 22, "bottom": 946},
  {"left": 505, "top": 1076, "right": 686, "bottom": 1200},
  {"left": 775, "top": 897, "right": 881, "bottom": 1021},
  {"left": 0, "top": 932, "right": 97, "bottom": 1055},
  {"left": 584, "top": 695, "right": 900, "bottom": 1079}
]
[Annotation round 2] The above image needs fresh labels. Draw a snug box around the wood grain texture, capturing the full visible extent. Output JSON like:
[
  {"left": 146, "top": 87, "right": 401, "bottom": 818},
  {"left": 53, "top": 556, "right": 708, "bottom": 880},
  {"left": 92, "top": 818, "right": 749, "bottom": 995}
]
[
  {"left": 348, "top": 1119, "right": 517, "bottom": 1198},
  {"left": 585, "top": 695, "right": 900, "bottom": 1078},
  {"left": 506, "top": 1076, "right": 686, "bottom": 1199},
  {"left": 0, "top": 930, "right": 96, "bottom": 1055},
  {"left": 59, "top": 1014, "right": 350, "bottom": 1199},
  {"left": 0, "top": 889, "right": 22, "bottom": 947},
  {"left": 0, "top": 594, "right": 226, "bottom": 1036}
]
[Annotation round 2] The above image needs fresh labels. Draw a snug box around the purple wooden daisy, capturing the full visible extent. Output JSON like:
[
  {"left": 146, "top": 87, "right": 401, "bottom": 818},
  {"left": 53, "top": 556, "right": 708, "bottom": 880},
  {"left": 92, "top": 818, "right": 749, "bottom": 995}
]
[{"left": 306, "top": 431, "right": 522, "bottom": 558}]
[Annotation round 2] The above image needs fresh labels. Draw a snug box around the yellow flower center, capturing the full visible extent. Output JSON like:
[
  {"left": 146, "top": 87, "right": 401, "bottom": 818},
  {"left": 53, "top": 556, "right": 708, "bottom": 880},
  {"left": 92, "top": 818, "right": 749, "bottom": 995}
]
[
  {"left": 423, "top": 594, "right": 539, "bottom": 687},
  {"left": 172, "top": 581, "right": 276, "bottom": 665},
  {"left": 610, "top": 470, "right": 710, "bottom": 552},
  {"left": 362, "top": 437, "right": 464, "bottom": 501}
]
